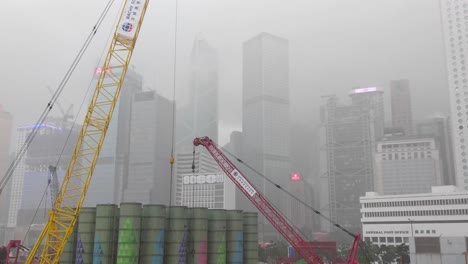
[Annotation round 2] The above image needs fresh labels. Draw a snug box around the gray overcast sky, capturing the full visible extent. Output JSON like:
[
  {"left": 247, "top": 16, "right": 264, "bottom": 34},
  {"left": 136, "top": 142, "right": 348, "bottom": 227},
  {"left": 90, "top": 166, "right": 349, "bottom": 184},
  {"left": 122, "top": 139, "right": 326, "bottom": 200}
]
[{"left": 1, "top": 0, "right": 449, "bottom": 145}]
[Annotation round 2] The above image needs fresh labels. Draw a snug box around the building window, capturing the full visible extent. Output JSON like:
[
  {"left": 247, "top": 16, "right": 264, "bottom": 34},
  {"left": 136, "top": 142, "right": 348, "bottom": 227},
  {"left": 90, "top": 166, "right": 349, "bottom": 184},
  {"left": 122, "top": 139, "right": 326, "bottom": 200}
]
[
  {"left": 396, "top": 237, "right": 402, "bottom": 243},
  {"left": 388, "top": 237, "right": 394, "bottom": 243},
  {"left": 415, "top": 230, "right": 419, "bottom": 234}
]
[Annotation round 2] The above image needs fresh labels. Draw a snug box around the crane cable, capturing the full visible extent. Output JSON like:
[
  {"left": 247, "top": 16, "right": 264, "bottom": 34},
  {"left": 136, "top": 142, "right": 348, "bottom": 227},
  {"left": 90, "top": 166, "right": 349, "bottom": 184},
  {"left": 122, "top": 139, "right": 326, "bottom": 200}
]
[
  {"left": 198, "top": 143, "right": 343, "bottom": 259},
  {"left": 18, "top": 0, "right": 122, "bottom": 245},
  {"left": 219, "top": 145, "right": 374, "bottom": 262},
  {"left": 0, "top": 0, "right": 116, "bottom": 197},
  {"left": 168, "top": 0, "right": 179, "bottom": 207}
]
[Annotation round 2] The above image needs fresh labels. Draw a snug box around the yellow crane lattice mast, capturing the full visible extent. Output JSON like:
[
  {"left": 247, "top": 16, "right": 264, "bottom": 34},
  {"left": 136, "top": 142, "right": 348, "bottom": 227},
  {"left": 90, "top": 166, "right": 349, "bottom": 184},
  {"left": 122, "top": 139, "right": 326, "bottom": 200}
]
[{"left": 25, "top": 0, "right": 150, "bottom": 263}]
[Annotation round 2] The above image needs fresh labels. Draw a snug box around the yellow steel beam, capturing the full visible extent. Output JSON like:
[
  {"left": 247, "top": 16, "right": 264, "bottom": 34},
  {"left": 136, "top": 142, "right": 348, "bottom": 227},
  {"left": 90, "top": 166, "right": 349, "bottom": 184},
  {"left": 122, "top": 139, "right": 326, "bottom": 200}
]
[{"left": 25, "top": 0, "right": 150, "bottom": 263}]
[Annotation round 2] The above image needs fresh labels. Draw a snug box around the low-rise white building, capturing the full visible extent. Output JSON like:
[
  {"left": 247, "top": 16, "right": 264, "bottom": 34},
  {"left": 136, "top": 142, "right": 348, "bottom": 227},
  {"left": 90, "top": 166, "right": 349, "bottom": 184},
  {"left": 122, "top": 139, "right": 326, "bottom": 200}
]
[{"left": 360, "top": 186, "right": 468, "bottom": 263}]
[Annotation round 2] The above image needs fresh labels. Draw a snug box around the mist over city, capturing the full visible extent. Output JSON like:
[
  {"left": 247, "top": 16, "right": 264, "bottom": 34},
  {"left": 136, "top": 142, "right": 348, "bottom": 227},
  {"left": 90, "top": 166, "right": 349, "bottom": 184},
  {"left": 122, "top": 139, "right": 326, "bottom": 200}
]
[{"left": 0, "top": 0, "right": 466, "bottom": 263}]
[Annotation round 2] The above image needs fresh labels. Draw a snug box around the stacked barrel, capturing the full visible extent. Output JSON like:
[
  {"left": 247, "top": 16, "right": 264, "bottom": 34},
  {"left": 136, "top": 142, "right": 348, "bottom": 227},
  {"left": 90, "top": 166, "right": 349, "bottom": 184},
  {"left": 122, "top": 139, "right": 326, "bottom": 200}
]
[
  {"left": 116, "top": 203, "right": 142, "bottom": 264},
  {"left": 68, "top": 204, "right": 258, "bottom": 264},
  {"left": 93, "top": 204, "right": 119, "bottom": 264},
  {"left": 75, "top": 207, "right": 96, "bottom": 264},
  {"left": 140, "top": 204, "right": 166, "bottom": 264},
  {"left": 226, "top": 210, "right": 244, "bottom": 264},
  {"left": 164, "top": 206, "right": 188, "bottom": 264},
  {"left": 243, "top": 212, "right": 259, "bottom": 264},
  {"left": 187, "top": 207, "right": 208, "bottom": 264},
  {"left": 208, "top": 209, "right": 226, "bottom": 264}
]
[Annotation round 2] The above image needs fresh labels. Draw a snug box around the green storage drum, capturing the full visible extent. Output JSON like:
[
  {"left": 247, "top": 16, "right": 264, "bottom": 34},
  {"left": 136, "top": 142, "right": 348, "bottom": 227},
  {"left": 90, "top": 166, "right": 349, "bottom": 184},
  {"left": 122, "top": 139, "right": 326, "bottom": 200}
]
[
  {"left": 75, "top": 207, "right": 96, "bottom": 264},
  {"left": 207, "top": 209, "right": 226, "bottom": 264},
  {"left": 243, "top": 212, "right": 258, "bottom": 264},
  {"left": 164, "top": 206, "right": 188, "bottom": 264},
  {"left": 140, "top": 204, "right": 166, "bottom": 264},
  {"left": 187, "top": 207, "right": 208, "bottom": 264},
  {"left": 116, "top": 203, "right": 142, "bottom": 264},
  {"left": 60, "top": 219, "right": 78, "bottom": 264},
  {"left": 226, "top": 210, "right": 243, "bottom": 264},
  {"left": 93, "top": 204, "right": 119, "bottom": 264}
]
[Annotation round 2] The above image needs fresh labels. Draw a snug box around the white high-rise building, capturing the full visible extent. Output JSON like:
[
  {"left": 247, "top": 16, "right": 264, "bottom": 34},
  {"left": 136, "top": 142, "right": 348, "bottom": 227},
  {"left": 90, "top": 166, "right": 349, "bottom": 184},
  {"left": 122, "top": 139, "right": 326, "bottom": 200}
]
[
  {"left": 174, "top": 149, "right": 227, "bottom": 206},
  {"left": 440, "top": 0, "right": 468, "bottom": 190}
]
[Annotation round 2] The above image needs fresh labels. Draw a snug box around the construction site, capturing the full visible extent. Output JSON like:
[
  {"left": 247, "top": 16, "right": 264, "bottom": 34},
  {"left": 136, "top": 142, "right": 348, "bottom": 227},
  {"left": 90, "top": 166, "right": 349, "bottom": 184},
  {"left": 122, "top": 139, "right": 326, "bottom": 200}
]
[{"left": 0, "top": 0, "right": 364, "bottom": 263}]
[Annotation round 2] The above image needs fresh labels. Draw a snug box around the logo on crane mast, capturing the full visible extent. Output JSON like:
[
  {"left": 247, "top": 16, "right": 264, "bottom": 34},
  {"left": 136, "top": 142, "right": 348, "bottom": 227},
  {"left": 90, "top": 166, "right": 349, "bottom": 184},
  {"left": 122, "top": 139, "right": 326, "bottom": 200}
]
[{"left": 122, "top": 22, "right": 133, "bottom": 32}]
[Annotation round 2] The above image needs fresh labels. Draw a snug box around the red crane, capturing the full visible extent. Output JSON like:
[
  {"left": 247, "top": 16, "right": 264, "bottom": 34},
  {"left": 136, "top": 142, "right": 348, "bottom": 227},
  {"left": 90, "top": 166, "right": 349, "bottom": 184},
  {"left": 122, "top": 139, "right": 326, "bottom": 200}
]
[{"left": 193, "top": 136, "right": 361, "bottom": 264}]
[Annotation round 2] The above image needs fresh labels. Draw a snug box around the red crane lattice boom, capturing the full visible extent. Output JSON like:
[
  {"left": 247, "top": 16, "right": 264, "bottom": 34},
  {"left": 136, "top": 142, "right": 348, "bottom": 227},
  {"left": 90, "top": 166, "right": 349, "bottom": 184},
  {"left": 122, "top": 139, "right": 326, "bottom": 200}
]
[{"left": 193, "top": 136, "right": 325, "bottom": 264}]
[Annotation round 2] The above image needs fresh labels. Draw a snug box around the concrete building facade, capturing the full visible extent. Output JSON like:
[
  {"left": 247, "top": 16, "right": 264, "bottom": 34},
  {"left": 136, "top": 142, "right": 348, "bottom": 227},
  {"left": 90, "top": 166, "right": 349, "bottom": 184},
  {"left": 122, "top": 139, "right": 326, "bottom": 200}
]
[
  {"left": 320, "top": 87, "right": 384, "bottom": 233},
  {"left": 360, "top": 186, "right": 468, "bottom": 263},
  {"left": 177, "top": 172, "right": 235, "bottom": 209},
  {"left": 241, "top": 32, "right": 291, "bottom": 241},
  {"left": 417, "top": 116, "right": 455, "bottom": 186},
  {"left": 122, "top": 90, "right": 173, "bottom": 205},
  {"left": 174, "top": 148, "right": 227, "bottom": 206},
  {"left": 390, "top": 79, "right": 413, "bottom": 136},
  {"left": 440, "top": 0, "right": 468, "bottom": 190},
  {"left": 374, "top": 136, "right": 443, "bottom": 195}
]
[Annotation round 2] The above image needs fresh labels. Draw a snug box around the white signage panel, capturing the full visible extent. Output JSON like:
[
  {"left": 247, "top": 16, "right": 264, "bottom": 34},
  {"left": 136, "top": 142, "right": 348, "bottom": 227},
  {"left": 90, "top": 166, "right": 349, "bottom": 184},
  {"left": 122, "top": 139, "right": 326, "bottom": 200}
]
[
  {"left": 182, "top": 173, "right": 225, "bottom": 185},
  {"left": 230, "top": 169, "right": 257, "bottom": 197},
  {"left": 117, "top": 0, "right": 144, "bottom": 39}
]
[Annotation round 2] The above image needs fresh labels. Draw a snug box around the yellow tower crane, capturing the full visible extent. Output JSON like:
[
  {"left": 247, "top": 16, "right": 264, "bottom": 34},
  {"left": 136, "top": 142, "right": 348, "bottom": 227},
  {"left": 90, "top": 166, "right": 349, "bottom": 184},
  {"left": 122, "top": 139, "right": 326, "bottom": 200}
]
[{"left": 25, "top": 0, "right": 150, "bottom": 263}]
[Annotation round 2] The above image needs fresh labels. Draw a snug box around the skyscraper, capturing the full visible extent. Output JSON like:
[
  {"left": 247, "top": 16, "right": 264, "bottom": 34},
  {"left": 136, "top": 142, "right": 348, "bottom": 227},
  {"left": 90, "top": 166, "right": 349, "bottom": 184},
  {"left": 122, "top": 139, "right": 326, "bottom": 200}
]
[
  {"left": 417, "top": 116, "right": 455, "bottom": 185},
  {"left": 0, "top": 106, "right": 13, "bottom": 243},
  {"left": 320, "top": 87, "right": 384, "bottom": 233},
  {"left": 440, "top": 0, "right": 468, "bottom": 190},
  {"left": 242, "top": 32, "right": 291, "bottom": 241},
  {"left": 390, "top": 79, "right": 413, "bottom": 135},
  {"left": 85, "top": 69, "right": 142, "bottom": 206},
  {"left": 176, "top": 35, "right": 218, "bottom": 151},
  {"left": 122, "top": 90, "right": 173, "bottom": 205},
  {"left": 5, "top": 121, "right": 79, "bottom": 241}
]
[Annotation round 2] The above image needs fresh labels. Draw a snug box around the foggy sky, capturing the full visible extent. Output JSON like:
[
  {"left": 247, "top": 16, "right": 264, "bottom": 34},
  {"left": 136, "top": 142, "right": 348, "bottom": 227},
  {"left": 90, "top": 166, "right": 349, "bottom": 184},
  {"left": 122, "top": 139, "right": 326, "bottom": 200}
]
[{"left": 1, "top": 0, "right": 448, "bottom": 146}]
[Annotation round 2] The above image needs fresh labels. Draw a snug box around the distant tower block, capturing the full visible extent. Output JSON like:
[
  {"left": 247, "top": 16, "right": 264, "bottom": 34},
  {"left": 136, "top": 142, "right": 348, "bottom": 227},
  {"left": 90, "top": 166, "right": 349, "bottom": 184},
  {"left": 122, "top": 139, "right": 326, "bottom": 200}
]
[{"left": 390, "top": 79, "right": 413, "bottom": 136}]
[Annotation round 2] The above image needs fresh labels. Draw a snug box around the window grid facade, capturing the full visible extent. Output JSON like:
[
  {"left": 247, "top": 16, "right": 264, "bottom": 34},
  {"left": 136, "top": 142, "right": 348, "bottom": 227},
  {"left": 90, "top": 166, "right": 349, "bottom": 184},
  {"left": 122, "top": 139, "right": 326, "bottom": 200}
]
[
  {"left": 440, "top": 0, "right": 468, "bottom": 190},
  {"left": 360, "top": 186, "right": 468, "bottom": 247},
  {"left": 375, "top": 137, "right": 442, "bottom": 195}
]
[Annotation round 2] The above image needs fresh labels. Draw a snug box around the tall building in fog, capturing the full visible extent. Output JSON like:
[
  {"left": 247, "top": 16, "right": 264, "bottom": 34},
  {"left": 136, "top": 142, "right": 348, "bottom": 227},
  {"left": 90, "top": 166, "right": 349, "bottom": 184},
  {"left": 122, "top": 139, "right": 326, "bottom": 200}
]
[
  {"left": 375, "top": 136, "right": 442, "bottom": 195},
  {"left": 320, "top": 87, "right": 384, "bottom": 232},
  {"left": 390, "top": 79, "right": 413, "bottom": 135},
  {"left": 86, "top": 69, "right": 142, "bottom": 206},
  {"left": 122, "top": 90, "right": 173, "bottom": 205},
  {"left": 176, "top": 35, "right": 218, "bottom": 151},
  {"left": 242, "top": 32, "right": 291, "bottom": 241},
  {"left": 5, "top": 121, "right": 79, "bottom": 242},
  {"left": 0, "top": 106, "right": 13, "bottom": 243},
  {"left": 440, "top": 0, "right": 468, "bottom": 190},
  {"left": 417, "top": 116, "right": 455, "bottom": 185}
]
